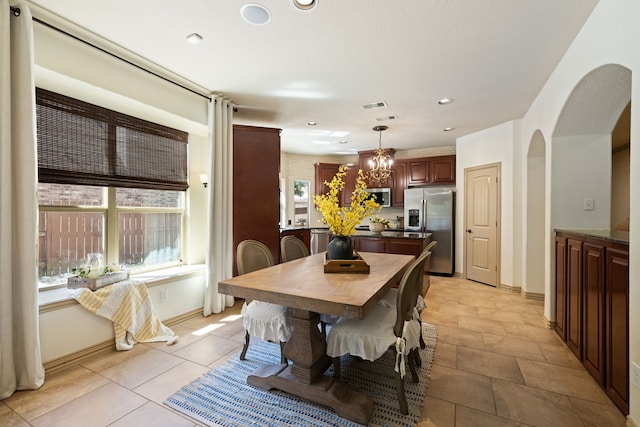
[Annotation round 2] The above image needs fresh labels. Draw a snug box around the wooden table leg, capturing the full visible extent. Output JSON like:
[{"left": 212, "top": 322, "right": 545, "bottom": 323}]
[{"left": 247, "top": 308, "right": 374, "bottom": 425}]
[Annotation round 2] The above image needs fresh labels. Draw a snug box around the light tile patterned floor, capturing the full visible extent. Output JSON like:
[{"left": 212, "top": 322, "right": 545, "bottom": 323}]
[{"left": 0, "top": 276, "right": 628, "bottom": 426}]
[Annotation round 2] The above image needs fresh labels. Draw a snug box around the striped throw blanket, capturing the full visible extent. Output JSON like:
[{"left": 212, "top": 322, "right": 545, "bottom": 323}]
[{"left": 71, "top": 279, "right": 177, "bottom": 351}]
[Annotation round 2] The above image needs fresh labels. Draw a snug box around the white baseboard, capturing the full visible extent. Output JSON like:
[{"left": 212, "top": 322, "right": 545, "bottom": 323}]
[{"left": 43, "top": 307, "right": 204, "bottom": 375}]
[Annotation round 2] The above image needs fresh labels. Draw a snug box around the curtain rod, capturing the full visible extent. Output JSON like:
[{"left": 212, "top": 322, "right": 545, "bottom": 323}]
[{"left": 9, "top": 4, "right": 213, "bottom": 102}]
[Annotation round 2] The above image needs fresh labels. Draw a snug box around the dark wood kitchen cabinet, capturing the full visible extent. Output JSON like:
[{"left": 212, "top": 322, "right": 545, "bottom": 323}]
[
  {"left": 554, "top": 230, "right": 629, "bottom": 415},
  {"left": 233, "top": 125, "right": 281, "bottom": 276},
  {"left": 314, "top": 163, "right": 340, "bottom": 197},
  {"left": 391, "top": 160, "right": 407, "bottom": 207},
  {"left": 582, "top": 242, "right": 605, "bottom": 385},
  {"left": 407, "top": 159, "right": 431, "bottom": 186},
  {"left": 406, "top": 155, "right": 456, "bottom": 186},
  {"left": 566, "top": 238, "right": 583, "bottom": 359},
  {"left": 605, "top": 247, "right": 629, "bottom": 414},
  {"left": 314, "top": 162, "right": 357, "bottom": 206},
  {"left": 351, "top": 233, "right": 432, "bottom": 293},
  {"left": 555, "top": 235, "right": 567, "bottom": 341},
  {"left": 431, "top": 155, "right": 456, "bottom": 184}
]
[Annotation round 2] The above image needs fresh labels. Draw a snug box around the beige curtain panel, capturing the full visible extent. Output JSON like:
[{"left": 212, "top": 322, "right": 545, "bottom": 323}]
[
  {"left": 203, "top": 97, "right": 235, "bottom": 315},
  {"left": 0, "top": 0, "right": 45, "bottom": 399}
]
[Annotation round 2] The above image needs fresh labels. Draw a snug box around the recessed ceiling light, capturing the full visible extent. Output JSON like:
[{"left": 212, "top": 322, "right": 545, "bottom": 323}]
[
  {"left": 186, "top": 33, "right": 203, "bottom": 44},
  {"left": 241, "top": 4, "right": 271, "bottom": 25},
  {"left": 438, "top": 98, "right": 454, "bottom": 105},
  {"left": 293, "top": 0, "right": 317, "bottom": 10},
  {"left": 443, "top": 127, "right": 455, "bottom": 132},
  {"left": 306, "top": 121, "right": 317, "bottom": 126},
  {"left": 339, "top": 140, "right": 348, "bottom": 144}
]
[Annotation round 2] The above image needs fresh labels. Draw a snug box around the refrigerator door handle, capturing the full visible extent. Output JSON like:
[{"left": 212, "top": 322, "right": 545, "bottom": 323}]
[{"left": 422, "top": 199, "right": 427, "bottom": 233}]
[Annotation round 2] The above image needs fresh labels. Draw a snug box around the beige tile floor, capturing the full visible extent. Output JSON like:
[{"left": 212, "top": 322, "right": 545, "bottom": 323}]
[{"left": 0, "top": 276, "right": 628, "bottom": 426}]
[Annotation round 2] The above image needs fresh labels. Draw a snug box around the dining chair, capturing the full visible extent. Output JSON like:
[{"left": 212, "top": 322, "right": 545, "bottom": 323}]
[
  {"left": 326, "top": 250, "right": 431, "bottom": 414},
  {"left": 417, "top": 240, "right": 437, "bottom": 349},
  {"left": 237, "top": 239, "right": 293, "bottom": 364},
  {"left": 280, "top": 235, "right": 338, "bottom": 336},
  {"left": 280, "top": 235, "right": 309, "bottom": 262},
  {"left": 380, "top": 240, "right": 437, "bottom": 360}
]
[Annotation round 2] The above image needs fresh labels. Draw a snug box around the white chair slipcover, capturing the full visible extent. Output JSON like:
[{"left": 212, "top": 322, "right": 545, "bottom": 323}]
[
  {"left": 241, "top": 301, "right": 293, "bottom": 344},
  {"left": 237, "top": 240, "right": 293, "bottom": 363}
]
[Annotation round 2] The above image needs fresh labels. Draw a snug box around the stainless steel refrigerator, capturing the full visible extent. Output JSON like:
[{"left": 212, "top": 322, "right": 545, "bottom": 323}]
[{"left": 404, "top": 187, "right": 455, "bottom": 275}]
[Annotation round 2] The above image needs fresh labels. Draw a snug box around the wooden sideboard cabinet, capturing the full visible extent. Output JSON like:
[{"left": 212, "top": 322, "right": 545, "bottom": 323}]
[{"left": 554, "top": 230, "right": 629, "bottom": 415}]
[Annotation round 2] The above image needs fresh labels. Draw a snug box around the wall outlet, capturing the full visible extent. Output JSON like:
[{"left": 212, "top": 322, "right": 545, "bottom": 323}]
[
  {"left": 583, "top": 198, "right": 595, "bottom": 211},
  {"left": 632, "top": 361, "right": 640, "bottom": 390},
  {"left": 160, "top": 288, "right": 169, "bottom": 303}
]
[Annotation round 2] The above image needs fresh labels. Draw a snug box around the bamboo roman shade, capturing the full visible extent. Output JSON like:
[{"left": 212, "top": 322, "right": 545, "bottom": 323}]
[{"left": 36, "top": 88, "right": 189, "bottom": 191}]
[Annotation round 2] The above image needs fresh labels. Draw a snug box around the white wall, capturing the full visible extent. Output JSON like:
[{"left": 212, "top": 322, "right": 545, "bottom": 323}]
[
  {"left": 551, "top": 134, "right": 612, "bottom": 230},
  {"left": 612, "top": 148, "right": 631, "bottom": 229},
  {"left": 518, "top": 0, "right": 639, "bottom": 421},
  {"left": 456, "top": 120, "right": 518, "bottom": 287},
  {"left": 40, "top": 273, "right": 205, "bottom": 363},
  {"left": 525, "top": 133, "right": 546, "bottom": 296}
]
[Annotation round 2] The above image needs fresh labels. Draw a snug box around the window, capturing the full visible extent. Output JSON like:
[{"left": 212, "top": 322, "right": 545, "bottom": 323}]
[
  {"left": 36, "top": 89, "right": 188, "bottom": 289},
  {"left": 293, "top": 180, "right": 310, "bottom": 226}
]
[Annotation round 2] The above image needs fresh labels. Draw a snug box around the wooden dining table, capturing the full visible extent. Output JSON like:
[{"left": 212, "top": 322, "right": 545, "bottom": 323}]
[{"left": 218, "top": 251, "right": 415, "bottom": 425}]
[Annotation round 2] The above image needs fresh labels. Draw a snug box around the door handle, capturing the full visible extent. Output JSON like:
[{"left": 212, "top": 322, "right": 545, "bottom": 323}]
[{"left": 466, "top": 229, "right": 472, "bottom": 234}]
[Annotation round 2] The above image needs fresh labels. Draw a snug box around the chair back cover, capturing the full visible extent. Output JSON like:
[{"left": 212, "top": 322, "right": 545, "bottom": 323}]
[
  {"left": 280, "top": 235, "right": 309, "bottom": 262},
  {"left": 394, "top": 251, "right": 431, "bottom": 337},
  {"left": 237, "top": 240, "right": 274, "bottom": 275}
]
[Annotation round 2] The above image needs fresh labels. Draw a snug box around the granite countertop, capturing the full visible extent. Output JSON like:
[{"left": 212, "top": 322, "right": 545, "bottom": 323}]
[
  {"left": 555, "top": 228, "right": 629, "bottom": 244},
  {"left": 352, "top": 230, "right": 432, "bottom": 239},
  {"left": 279, "top": 226, "right": 430, "bottom": 239}
]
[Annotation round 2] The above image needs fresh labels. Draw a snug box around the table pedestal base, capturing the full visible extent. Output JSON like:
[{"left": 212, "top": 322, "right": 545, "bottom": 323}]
[
  {"left": 248, "top": 364, "right": 373, "bottom": 426},
  {"left": 247, "top": 308, "right": 373, "bottom": 425}
]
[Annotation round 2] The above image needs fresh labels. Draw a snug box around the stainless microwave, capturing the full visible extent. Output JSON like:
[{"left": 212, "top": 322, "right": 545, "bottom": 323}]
[{"left": 365, "top": 188, "right": 391, "bottom": 207}]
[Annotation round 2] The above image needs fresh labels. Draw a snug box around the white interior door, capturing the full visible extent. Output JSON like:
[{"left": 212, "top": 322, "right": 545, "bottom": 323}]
[{"left": 464, "top": 163, "right": 500, "bottom": 286}]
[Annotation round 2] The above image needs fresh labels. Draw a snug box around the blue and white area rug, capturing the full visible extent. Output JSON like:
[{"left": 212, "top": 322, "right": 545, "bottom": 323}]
[{"left": 164, "top": 323, "right": 437, "bottom": 427}]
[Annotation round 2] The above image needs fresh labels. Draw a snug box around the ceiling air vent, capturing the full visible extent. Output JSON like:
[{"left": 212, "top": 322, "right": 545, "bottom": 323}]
[
  {"left": 362, "top": 101, "right": 388, "bottom": 110},
  {"left": 376, "top": 115, "right": 398, "bottom": 121}
]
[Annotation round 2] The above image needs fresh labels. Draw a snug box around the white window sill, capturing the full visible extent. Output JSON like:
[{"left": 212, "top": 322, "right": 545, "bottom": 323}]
[{"left": 39, "top": 264, "right": 206, "bottom": 312}]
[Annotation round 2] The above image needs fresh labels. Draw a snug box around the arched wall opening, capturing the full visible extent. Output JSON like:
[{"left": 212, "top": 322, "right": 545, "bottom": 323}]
[
  {"left": 548, "top": 63, "right": 631, "bottom": 324},
  {"left": 551, "top": 64, "right": 631, "bottom": 232}
]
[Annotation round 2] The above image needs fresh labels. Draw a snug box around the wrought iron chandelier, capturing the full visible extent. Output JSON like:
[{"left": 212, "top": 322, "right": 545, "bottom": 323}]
[{"left": 368, "top": 125, "right": 393, "bottom": 185}]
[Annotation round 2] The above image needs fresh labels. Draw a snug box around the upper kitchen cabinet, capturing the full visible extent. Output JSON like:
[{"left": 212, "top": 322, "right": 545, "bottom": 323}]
[
  {"left": 314, "top": 163, "right": 340, "bottom": 197},
  {"left": 233, "top": 125, "right": 281, "bottom": 276},
  {"left": 431, "top": 155, "right": 456, "bottom": 184},
  {"left": 407, "top": 158, "right": 431, "bottom": 186},
  {"left": 391, "top": 160, "right": 407, "bottom": 207},
  {"left": 407, "top": 155, "right": 456, "bottom": 186},
  {"left": 314, "top": 162, "right": 357, "bottom": 206}
]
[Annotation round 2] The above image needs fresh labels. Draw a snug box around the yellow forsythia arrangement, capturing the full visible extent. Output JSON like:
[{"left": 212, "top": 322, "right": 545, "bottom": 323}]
[{"left": 313, "top": 165, "right": 381, "bottom": 236}]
